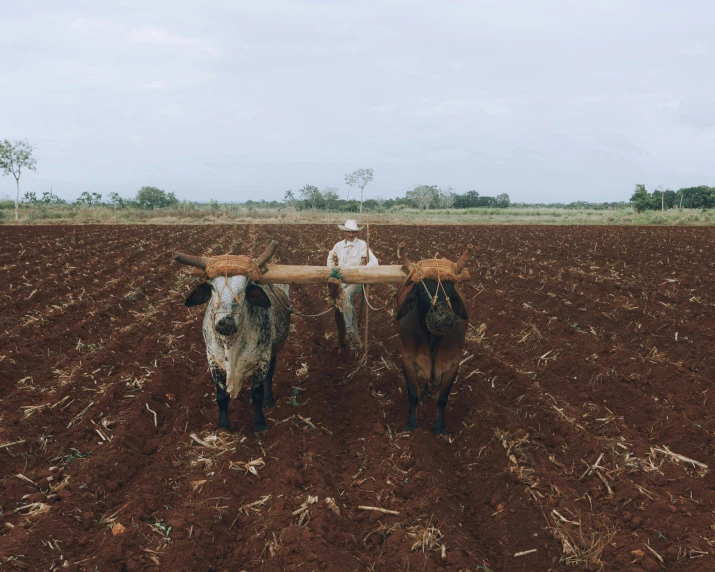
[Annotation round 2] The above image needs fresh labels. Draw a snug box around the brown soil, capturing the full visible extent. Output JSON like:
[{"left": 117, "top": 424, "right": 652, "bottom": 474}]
[{"left": 1, "top": 224, "right": 714, "bottom": 572}]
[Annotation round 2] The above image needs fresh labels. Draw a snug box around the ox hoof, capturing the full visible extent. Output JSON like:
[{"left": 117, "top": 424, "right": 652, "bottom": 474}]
[
  {"left": 253, "top": 424, "right": 269, "bottom": 438},
  {"left": 262, "top": 396, "right": 275, "bottom": 409},
  {"left": 402, "top": 423, "right": 417, "bottom": 433},
  {"left": 217, "top": 418, "right": 232, "bottom": 431},
  {"left": 432, "top": 426, "right": 448, "bottom": 436}
]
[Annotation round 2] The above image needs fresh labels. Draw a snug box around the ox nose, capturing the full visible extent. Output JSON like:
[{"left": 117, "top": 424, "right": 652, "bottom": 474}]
[{"left": 215, "top": 316, "right": 238, "bottom": 336}]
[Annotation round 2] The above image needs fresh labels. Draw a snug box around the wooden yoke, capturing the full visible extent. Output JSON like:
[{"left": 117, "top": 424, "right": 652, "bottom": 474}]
[{"left": 258, "top": 264, "right": 412, "bottom": 284}]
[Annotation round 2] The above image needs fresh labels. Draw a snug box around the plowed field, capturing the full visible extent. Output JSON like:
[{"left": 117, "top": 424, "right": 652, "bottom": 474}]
[{"left": 1, "top": 224, "right": 714, "bottom": 572}]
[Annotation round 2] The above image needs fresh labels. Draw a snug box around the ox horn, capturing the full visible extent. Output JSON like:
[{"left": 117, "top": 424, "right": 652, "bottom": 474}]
[
  {"left": 254, "top": 240, "right": 279, "bottom": 270},
  {"left": 454, "top": 244, "right": 474, "bottom": 273},
  {"left": 397, "top": 242, "right": 412, "bottom": 272},
  {"left": 173, "top": 252, "right": 209, "bottom": 270}
]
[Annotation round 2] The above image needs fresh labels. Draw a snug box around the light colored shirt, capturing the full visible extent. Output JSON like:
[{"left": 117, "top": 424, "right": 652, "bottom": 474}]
[{"left": 327, "top": 237, "right": 379, "bottom": 267}]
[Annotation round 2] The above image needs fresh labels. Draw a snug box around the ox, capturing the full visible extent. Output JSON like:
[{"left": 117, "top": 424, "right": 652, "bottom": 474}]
[
  {"left": 395, "top": 243, "right": 472, "bottom": 435},
  {"left": 174, "top": 242, "right": 291, "bottom": 435}
]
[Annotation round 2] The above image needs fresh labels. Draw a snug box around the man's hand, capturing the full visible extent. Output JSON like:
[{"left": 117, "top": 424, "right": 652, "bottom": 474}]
[{"left": 332, "top": 252, "right": 339, "bottom": 267}]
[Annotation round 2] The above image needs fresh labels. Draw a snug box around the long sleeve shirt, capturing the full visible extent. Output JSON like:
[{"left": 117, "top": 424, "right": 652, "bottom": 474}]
[{"left": 327, "top": 237, "right": 379, "bottom": 267}]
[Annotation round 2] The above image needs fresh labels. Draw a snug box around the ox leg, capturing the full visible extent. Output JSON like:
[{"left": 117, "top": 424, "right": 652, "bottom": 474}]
[
  {"left": 402, "top": 365, "right": 420, "bottom": 432},
  {"left": 251, "top": 382, "right": 268, "bottom": 436},
  {"left": 251, "top": 361, "right": 271, "bottom": 436},
  {"left": 433, "top": 379, "right": 456, "bottom": 436},
  {"left": 432, "top": 356, "right": 460, "bottom": 435},
  {"left": 210, "top": 366, "right": 231, "bottom": 430},
  {"left": 263, "top": 356, "right": 277, "bottom": 409}
]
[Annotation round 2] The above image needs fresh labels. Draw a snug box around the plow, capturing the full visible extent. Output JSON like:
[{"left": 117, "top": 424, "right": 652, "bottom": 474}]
[
  {"left": 174, "top": 240, "right": 473, "bottom": 285},
  {"left": 173, "top": 239, "right": 474, "bottom": 350}
]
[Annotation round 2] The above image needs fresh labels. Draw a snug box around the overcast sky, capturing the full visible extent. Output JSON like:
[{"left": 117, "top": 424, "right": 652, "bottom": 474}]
[{"left": 1, "top": 0, "right": 714, "bottom": 204}]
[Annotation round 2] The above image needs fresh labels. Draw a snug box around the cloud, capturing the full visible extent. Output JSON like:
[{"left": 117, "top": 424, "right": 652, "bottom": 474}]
[
  {"left": 681, "top": 45, "right": 708, "bottom": 56},
  {"left": 69, "top": 16, "right": 119, "bottom": 36},
  {"left": 409, "top": 97, "right": 515, "bottom": 118},
  {"left": 141, "top": 80, "right": 165, "bottom": 90},
  {"left": 129, "top": 27, "right": 218, "bottom": 55}
]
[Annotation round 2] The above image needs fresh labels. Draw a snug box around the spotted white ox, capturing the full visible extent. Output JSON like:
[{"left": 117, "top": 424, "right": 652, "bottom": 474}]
[{"left": 174, "top": 242, "right": 291, "bottom": 435}]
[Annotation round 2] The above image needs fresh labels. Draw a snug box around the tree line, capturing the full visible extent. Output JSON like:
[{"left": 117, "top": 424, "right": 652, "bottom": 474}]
[
  {"left": 19, "top": 186, "right": 180, "bottom": 209},
  {"left": 281, "top": 185, "right": 511, "bottom": 211},
  {"left": 5, "top": 139, "right": 715, "bottom": 216},
  {"left": 630, "top": 184, "right": 715, "bottom": 212}
]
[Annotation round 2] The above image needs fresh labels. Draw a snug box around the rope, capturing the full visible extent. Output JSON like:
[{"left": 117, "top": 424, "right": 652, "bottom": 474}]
[
  {"left": 213, "top": 254, "right": 258, "bottom": 311},
  {"left": 361, "top": 284, "right": 398, "bottom": 311},
  {"left": 434, "top": 254, "right": 453, "bottom": 310},
  {"left": 265, "top": 282, "right": 335, "bottom": 318}
]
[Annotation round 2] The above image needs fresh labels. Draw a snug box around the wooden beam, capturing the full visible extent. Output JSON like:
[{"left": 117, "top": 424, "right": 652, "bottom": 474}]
[{"left": 259, "top": 264, "right": 409, "bottom": 285}]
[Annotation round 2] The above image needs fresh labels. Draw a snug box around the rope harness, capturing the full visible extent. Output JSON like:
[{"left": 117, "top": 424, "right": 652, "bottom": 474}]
[
  {"left": 196, "top": 252, "right": 466, "bottom": 329},
  {"left": 265, "top": 282, "right": 335, "bottom": 318},
  {"left": 403, "top": 256, "right": 468, "bottom": 336},
  {"left": 206, "top": 254, "right": 262, "bottom": 313},
  {"left": 362, "top": 284, "right": 398, "bottom": 311}
]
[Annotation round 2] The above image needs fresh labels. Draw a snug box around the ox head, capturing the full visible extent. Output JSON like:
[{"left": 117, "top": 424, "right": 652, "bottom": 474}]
[
  {"left": 395, "top": 243, "right": 472, "bottom": 331},
  {"left": 174, "top": 242, "right": 278, "bottom": 337}
]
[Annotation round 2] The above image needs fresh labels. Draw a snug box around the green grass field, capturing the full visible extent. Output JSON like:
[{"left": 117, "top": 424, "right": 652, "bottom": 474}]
[{"left": 1, "top": 201, "right": 713, "bottom": 225}]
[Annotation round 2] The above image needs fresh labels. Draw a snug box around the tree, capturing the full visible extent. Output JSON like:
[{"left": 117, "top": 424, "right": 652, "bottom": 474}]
[
  {"left": 454, "top": 190, "right": 479, "bottom": 209},
  {"left": 22, "top": 191, "right": 38, "bottom": 203},
  {"left": 630, "top": 184, "right": 650, "bottom": 213},
  {"left": 656, "top": 185, "right": 666, "bottom": 212},
  {"left": 662, "top": 188, "right": 677, "bottom": 210},
  {"left": 41, "top": 191, "right": 64, "bottom": 204},
  {"left": 135, "top": 186, "right": 178, "bottom": 209},
  {"left": 436, "top": 187, "right": 457, "bottom": 209},
  {"left": 299, "top": 185, "right": 323, "bottom": 210},
  {"left": 75, "top": 192, "right": 103, "bottom": 206},
  {"left": 322, "top": 187, "right": 340, "bottom": 211},
  {"left": 495, "top": 193, "right": 511, "bottom": 208},
  {"left": 406, "top": 185, "right": 438, "bottom": 210},
  {"left": 108, "top": 192, "right": 127, "bottom": 209},
  {"left": 344, "top": 168, "right": 374, "bottom": 215},
  {"left": 0, "top": 139, "right": 38, "bottom": 220},
  {"left": 676, "top": 186, "right": 715, "bottom": 209}
]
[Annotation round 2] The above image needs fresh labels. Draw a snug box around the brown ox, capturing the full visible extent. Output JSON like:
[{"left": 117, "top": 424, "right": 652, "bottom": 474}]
[{"left": 395, "top": 243, "right": 473, "bottom": 435}]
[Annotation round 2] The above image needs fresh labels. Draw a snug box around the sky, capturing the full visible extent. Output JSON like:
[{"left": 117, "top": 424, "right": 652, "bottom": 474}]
[{"left": 1, "top": 0, "right": 714, "bottom": 204}]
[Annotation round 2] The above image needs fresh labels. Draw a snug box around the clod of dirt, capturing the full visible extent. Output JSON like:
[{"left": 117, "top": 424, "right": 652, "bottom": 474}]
[
  {"left": 81, "top": 512, "right": 93, "bottom": 530},
  {"left": 373, "top": 422, "right": 385, "bottom": 436},
  {"left": 387, "top": 528, "right": 406, "bottom": 546},
  {"left": 111, "top": 523, "right": 126, "bottom": 535},
  {"left": 628, "top": 516, "right": 644, "bottom": 530},
  {"left": 142, "top": 439, "right": 161, "bottom": 455},
  {"left": 282, "top": 468, "right": 305, "bottom": 488}
]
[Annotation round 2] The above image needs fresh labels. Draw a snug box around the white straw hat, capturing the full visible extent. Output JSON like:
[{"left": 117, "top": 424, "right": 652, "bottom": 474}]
[{"left": 337, "top": 219, "right": 364, "bottom": 232}]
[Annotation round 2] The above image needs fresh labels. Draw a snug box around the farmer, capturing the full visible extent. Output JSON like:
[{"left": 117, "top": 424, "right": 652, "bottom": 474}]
[{"left": 327, "top": 219, "right": 379, "bottom": 349}]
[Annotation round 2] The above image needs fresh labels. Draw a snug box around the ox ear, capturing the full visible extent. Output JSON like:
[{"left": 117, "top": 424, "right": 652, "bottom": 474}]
[
  {"left": 450, "top": 287, "right": 469, "bottom": 321},
  {"left": 245, "top": 284, "right": 271, "bottom": 308},
  {"left": 395, "top": 283, "right": 417, "bottom": 320},
  {"left": 185, "top": 282, "right": 213, "bottom": 307}
]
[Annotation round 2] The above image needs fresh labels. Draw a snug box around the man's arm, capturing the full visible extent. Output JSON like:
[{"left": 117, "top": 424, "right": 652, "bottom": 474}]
[
  {"left": 358, "top": 241, "right": 369, "bottom": 266},
  {"left": 327, "top": 245, "right": 337, "bottom": 267}
]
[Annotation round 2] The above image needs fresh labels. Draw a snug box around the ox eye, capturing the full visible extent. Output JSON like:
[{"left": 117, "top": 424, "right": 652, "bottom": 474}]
[{"left": 231, "top": 299, "right": 239, "bottom": 310}]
